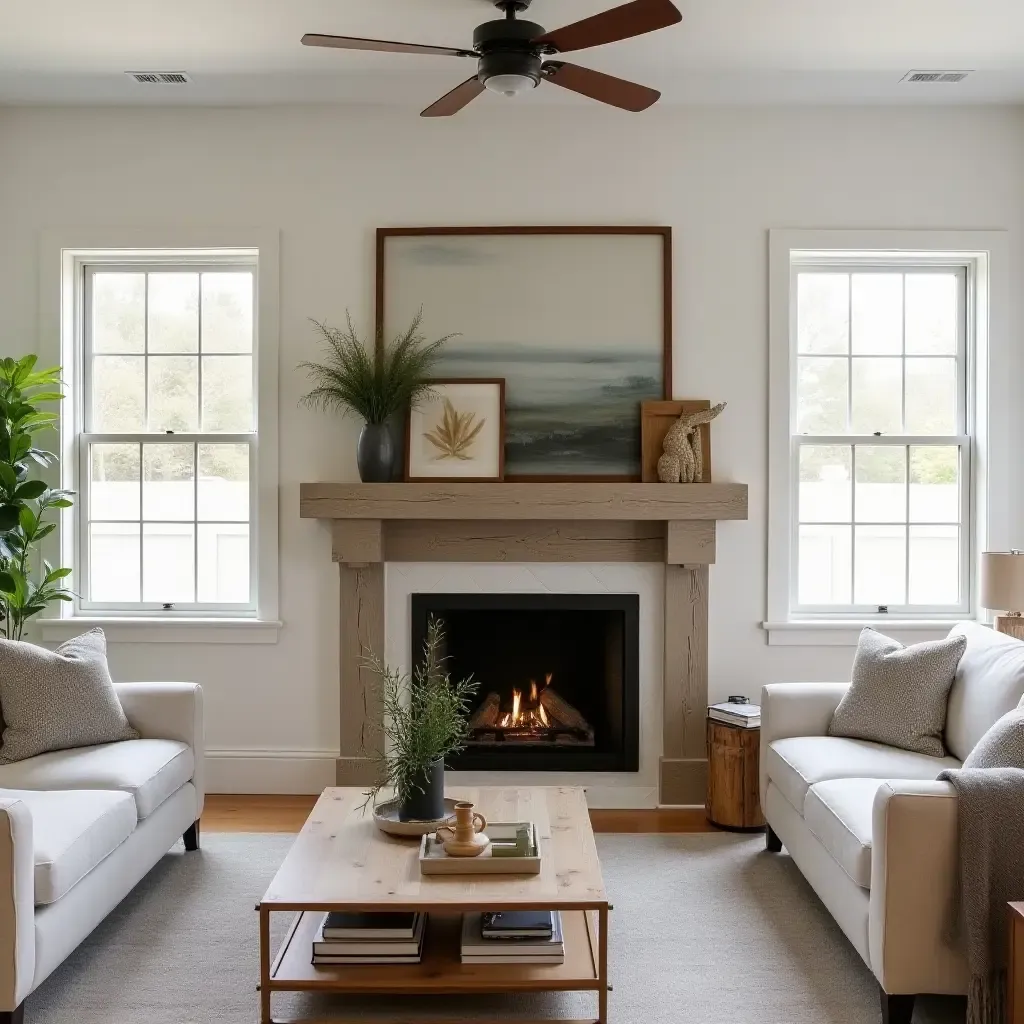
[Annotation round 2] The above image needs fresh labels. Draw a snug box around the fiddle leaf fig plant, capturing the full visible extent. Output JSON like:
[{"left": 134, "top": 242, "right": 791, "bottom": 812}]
[{"left": 0, "top": 355, "right": 74, "bottom": 640}]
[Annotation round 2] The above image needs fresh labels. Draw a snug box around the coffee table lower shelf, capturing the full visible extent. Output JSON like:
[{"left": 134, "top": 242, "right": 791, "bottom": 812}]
[{"left": 263, "top": 908, "right": 604, "bottom": 1023}]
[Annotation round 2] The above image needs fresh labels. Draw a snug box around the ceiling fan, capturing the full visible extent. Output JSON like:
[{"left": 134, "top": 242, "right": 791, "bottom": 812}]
[{"left": 301, "top": 0, "right": 682, "bottom": 117}]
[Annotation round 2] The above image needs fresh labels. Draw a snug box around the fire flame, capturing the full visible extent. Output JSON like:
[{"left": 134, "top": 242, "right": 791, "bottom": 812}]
[{"left": 497, "top": 673, "right": 553, "bottom": 729}]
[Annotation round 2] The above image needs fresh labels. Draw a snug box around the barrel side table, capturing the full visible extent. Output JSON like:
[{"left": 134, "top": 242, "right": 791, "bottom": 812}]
[{"left": 706, "top": 717, "right": 765, "bottom": 831}]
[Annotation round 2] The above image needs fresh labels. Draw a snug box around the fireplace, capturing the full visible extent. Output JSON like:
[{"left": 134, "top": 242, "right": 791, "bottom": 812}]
[{"left": 411, "top": 594, "right": 640, "bottom": 772}]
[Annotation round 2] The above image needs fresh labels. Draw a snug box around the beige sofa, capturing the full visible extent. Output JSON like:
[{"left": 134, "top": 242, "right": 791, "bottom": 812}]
[
  {"left": 0, "top": 682, "right": 203, "bottom": 1024},
  {"left": 760, "top": 622, "right": 1024, "bottom": 1024}
]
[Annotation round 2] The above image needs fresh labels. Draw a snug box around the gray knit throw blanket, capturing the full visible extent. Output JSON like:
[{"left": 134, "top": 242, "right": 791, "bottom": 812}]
[{"left": 935, "top": 766, "right": 1024, "bottom": 1024}]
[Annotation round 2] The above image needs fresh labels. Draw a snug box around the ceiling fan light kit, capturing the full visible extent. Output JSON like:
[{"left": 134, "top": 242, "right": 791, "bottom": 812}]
[{"left": 301, "top": 0, "right": 682, "bottom": 116}]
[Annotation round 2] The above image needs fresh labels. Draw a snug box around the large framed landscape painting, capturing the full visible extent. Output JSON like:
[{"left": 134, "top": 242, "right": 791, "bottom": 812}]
[{"left": 377, "top": 226, "right": 671, "bottom": 480}]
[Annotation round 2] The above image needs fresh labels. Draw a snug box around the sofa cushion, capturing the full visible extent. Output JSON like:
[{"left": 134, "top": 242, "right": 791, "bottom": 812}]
[
  {"left": 829, "top": 628, "right": 966, "bottom": 756},
  {"left": 962, "top": 706, "right": 1024, "bottom": 769},
  {"left": 0, "top": 739, "right": 193, "bottom": 819},
  {"left": 0, "top": 629, "right": 138, "bottom": 764},
  {"left": 946, "top": 622, "right": 1024, "bottom": 761},
  {"left": 2, "top": 788, "right": 137, "bottom": 904},
  {"left": 765, "top": 735, "right": 961, "bottom": 814},
  {"left": 804, "top": 779, "right": 879, "bottom": 888}
]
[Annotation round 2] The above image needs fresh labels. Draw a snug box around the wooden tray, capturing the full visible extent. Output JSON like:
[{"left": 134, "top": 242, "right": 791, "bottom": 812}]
[{"left": 419, "top": 822, "right": 541, "bottom": 875}]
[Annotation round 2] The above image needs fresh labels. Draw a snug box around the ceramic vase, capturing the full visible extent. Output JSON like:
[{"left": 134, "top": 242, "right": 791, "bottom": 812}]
[
  {"left": 356, "top": 421, "right": 396, "bottom": 483},
  {"left": 398, "top": 757, "right": 445, "bottom": 822},
  {"left": 435, "top": 801, "right": 490, "bottom": 857}
]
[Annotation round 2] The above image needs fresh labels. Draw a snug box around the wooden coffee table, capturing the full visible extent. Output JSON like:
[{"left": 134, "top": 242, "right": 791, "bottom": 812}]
[{"left": 257, "top": 785, "right": 610, "bottom": 1024}]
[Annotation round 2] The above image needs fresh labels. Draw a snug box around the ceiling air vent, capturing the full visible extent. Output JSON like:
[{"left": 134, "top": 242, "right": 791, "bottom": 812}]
[
  {"left": 125, "top": 71, "right": 191, "bottom": 85},
  {"left": 901, "top": 70, "right": 971, "bottom": 84}
]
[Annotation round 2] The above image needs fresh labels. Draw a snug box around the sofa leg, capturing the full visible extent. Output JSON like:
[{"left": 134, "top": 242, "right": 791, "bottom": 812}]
[
  {"left": 765, "top": 825, "right": 782, "bottom": 852},
  {"left": 1, "top": 1002, "right": 25, "bottom": 1024},
  {"left": 880, "top": 989, "right": 915, "bottom": 1024},
  {"left": 183, "top": 819, "right": 200, "bottom": 852}
]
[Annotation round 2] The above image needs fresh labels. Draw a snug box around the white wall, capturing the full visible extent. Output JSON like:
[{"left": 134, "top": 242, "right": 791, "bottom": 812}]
[{"left": 0, "top": 104, "right": 1021, "bottom": 792}]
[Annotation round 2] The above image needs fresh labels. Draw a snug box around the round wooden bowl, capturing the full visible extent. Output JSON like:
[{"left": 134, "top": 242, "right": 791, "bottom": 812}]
[{"left": 372, "top": 797, "right": 460, "bottom": 838}]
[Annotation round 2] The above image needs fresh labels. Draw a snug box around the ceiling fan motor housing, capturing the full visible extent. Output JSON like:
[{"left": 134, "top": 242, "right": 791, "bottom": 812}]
[{"left": 473, "top": 19, "right": 546, "bottom": 88}]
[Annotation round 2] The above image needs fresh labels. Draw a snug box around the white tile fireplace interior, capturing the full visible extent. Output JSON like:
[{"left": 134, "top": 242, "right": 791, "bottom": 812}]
[{"left": 386, "top": 563, "right": 664, "bottom": 808}]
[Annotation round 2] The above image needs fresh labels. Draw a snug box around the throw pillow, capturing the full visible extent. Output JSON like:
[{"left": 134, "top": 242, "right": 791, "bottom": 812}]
[
  {"left": 962, "top": 706, "right": 1024, "bottom": 769},
  {"left": 829, "top": 628, "right": 967, "bottom": 756},
  {"left": 0, "top": 628, "right": 138, "bottom": 764}
]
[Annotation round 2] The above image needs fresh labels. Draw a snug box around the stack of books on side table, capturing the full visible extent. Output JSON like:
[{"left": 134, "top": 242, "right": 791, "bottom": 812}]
[
  {"left": 460, "top": 910, "right": 564, "bottom": 965},
  {"left": 312, "top": 911, "right": 425, "bottom": 965},
  {"left": 708, "top": 701, "right": 760, "bottom": 728}
]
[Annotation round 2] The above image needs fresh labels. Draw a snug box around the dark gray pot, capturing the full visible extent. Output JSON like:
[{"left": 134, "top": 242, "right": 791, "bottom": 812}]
[
  {"left": 356, "top": 421, "right": 396, "bottom": 483},
  {"left": 398, "top": 757, "right": 445, "bottom": 822}
]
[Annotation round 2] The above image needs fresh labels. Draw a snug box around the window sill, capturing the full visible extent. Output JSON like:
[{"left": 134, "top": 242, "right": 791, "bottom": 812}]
[
  {"left": 35, "top": 617, "right": 283, "bottom": 645},
  {"left": 761, "top": 619, "right": 975, "bottom": 647}
]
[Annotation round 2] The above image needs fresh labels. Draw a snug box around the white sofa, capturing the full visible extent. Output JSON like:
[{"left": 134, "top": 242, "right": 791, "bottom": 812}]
[
  {"left": 760, "top": 622, "right": 1024, "bottom": 1024},
  {"left": 0, "top": 682, "right": 204, "bottom": 1024}
]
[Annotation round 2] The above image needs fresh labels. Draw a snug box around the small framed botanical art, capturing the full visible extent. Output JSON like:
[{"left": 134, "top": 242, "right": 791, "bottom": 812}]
[{"left": 405, "top": 379, "right": 506, "bottom": 482}]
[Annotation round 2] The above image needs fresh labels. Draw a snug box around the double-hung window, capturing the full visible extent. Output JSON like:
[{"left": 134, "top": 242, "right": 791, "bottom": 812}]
[
  {"left": 64, "top": 252, "right": 275, "bottom": 620},
  {"left": 765, "top": 230, "right": 1009, "bottom": 640}
]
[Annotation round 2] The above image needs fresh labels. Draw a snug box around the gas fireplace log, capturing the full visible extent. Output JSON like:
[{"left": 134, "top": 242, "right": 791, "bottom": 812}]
[
  {"left": 540, "top": 688, "right": 590, "bottom": 732},
  {"left": 469, "top": 693, "right": 502, "bottom": 730}
]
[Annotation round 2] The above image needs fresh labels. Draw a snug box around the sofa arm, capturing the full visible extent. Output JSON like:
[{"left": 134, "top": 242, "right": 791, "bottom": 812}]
[
  {"left": 0, "top": 798, "right": 35, "bottom": 1013},
  {"left": 115, "top": 682, "right": 204, "bottom": 816},
  {"left": 759, "top": 683, "right": 849, "bottom": 804},
  {"left": 868, "top": 780, "right": 968, "bottom": 995}
]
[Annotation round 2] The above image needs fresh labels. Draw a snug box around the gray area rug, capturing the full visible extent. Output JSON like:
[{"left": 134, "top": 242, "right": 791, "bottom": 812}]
[{"left": 27, "top": 832, "right": 965, "bottom": 1023}]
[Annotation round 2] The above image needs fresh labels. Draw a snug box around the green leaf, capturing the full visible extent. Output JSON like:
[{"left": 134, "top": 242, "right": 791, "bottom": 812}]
[
  {"left": 50, "top": 498, "right": 73, "bottom": 509},
  {"left": 34, "top": 522, "right": 56, "bottom": 541},
  {"left": 0, "top": 572, "right": 15, "bottom": 595},
  {"left": 18, "top": 506, "right": 36, "bottom": 536},
  {"left": 14, "top": 479, "right": 46, "bottom": 500},
  {"left": 44, "top": 566, "right": 72, "bottom": 583},
  {"left": 0, "top": 464, "right": 16, "bottom": 494},
  {"left": 0, "top": 505, "right": 21, "bottom": 531}
]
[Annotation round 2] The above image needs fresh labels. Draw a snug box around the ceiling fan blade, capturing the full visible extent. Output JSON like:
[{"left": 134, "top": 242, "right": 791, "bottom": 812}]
[
  {"left": 421, "top": 76, "right": 487, "bottom": 117},
  {"left": 533, "top": 0, "right": 681, "bottom": 53},
  {"left": 301, "top": 33, "right": 476, "bottom": 58},
  {"left": 543, "top": 61, "right": 660, "bottom": 111}
]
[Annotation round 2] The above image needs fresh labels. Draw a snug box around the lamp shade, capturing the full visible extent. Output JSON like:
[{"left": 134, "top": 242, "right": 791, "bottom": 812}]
[{"left": 980, "top": 552, "right": 1024, "bottom": 611}]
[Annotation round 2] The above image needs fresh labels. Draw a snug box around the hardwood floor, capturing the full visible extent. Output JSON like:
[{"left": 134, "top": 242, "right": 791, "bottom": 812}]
[{"left": 201, "top": 795, "right": 717, "bottom": 834}]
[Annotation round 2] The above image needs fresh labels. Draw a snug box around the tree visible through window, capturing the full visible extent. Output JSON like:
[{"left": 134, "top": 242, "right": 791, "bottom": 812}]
[
  {"left": 82, "top": 265, "right": 256, "bottom": 609},
  {"left": 792, "top": 266, "right": 969, "bottom": 613}
]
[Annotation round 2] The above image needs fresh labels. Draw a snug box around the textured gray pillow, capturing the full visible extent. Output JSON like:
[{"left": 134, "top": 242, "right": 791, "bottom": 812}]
[
  {"left": 962, "top": 707, "right": 1024, "bottom": 769},
  {"left": 829, "top": 628, "right": 967, "bottom": 756},
  {"left": 0, "top": 629, "right": 138, "bottom": 764}
]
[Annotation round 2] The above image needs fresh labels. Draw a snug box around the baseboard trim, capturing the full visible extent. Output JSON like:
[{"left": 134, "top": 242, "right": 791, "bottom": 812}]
[{"left": 205, "top": 749, "right": 337, "bottom": 794}]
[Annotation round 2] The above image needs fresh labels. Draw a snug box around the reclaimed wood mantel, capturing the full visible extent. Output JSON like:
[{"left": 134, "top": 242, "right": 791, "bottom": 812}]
[{"left": 300, "top": 481, "right": 749, "bottom": 806}]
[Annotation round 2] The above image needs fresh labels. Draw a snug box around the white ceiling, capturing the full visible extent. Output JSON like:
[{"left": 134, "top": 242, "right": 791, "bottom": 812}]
[{"left": 2, "top": 0, "right": 1024, "bottom": 107}]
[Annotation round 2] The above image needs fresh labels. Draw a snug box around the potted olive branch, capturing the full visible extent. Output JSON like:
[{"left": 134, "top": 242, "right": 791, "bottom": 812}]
[
  {"left": 299, "top": 310, "right": 458, "bottom": 482},
  {"left": 363, "top": 617, "right": 479, "bottom": 822}
]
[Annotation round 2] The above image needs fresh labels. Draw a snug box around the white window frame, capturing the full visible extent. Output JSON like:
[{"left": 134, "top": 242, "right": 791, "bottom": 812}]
[
  {"left": 36, "top": 229, "right": 281, "bottom": 643},
  {"left": 765, "top": 229, "right": 1011, "bottom": 647}
]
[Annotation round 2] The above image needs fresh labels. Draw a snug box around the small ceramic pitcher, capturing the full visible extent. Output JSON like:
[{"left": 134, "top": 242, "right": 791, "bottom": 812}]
[{"left": 435, "top": 801, "right": 490, "bottom": 857}]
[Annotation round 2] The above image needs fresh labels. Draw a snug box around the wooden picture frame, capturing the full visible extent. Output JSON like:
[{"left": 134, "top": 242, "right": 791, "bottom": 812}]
[
  {"left": 377, "top": 226, "right": 672, "bottom": 482},
  {"left": 641, "top": 400, "right": 713, "bottom": 483},
  {"left": 405, "top": 378, "right": 506, "bottom": 482}
]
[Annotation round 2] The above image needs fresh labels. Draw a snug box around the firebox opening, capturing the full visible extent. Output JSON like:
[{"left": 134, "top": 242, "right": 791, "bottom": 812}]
[{"left": 411, "top": 594, "right": 639, "bottom": 772}]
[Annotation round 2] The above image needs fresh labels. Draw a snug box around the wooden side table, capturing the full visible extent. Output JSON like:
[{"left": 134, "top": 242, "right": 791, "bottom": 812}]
[
  {"left": 706, "top": 717, "right": 765, "bottom": 831},
  {"left": 1011, "top": 902, "right": 1024, "bottom": 1024}
]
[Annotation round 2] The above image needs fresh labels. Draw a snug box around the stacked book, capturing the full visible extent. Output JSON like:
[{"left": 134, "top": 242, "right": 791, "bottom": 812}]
[
  {"left": 708, "top": 701, "right": 760, "bottom": 728},
  {"left": 460, "top": 910, "right": 564, "bottom": 965},
  {"left": 312, "top": 911, "right": 425, "bottom": 965}
]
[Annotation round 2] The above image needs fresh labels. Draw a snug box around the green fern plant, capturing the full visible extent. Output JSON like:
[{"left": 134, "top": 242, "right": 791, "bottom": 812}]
[
  {"left": 362, "top": 617, "right": 479, "bottom": 809},
  {"left": 299, "top": 310, "right": 457, "bottom": 425}
]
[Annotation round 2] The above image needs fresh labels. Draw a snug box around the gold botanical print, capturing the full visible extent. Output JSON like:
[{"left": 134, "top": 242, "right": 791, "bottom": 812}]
[{"left": 424, "top": 398, "right": 485, "bottom": 460}]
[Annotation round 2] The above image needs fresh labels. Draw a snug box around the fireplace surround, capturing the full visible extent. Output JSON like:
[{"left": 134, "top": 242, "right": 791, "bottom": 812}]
[
  {"left": 300, "top": 481, "right": 749, "bottom": 804},
  {"left": 411, "top": 593, "right": 640, "bottom": 772}
]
